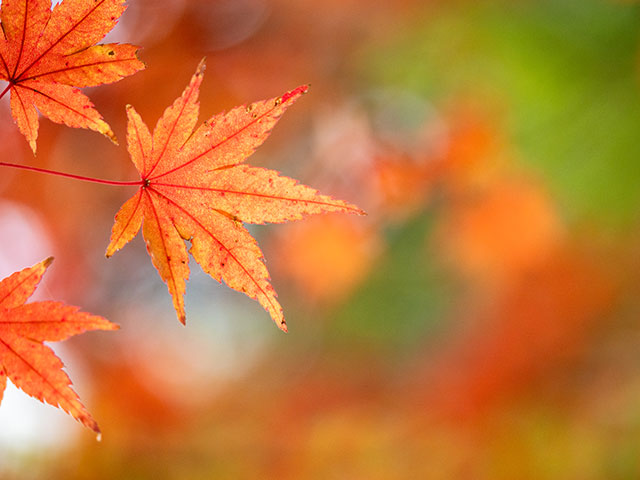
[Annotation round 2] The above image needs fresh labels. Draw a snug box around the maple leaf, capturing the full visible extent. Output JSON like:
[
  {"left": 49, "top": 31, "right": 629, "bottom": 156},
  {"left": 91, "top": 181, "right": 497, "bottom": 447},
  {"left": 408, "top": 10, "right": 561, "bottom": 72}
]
[
  {"left": 0, "top": 0, "right": 145, "bottom": 152},
  {"left": 106, "top": 60, "right": 364, "bottom": 331},
  {"left": 0, "top": 257, "right": 118, "bottom": 434}
]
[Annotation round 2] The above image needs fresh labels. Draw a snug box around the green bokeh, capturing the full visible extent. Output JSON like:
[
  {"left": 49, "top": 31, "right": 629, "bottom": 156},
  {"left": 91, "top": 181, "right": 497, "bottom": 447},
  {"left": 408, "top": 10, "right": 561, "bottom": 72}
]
[{"left": 362, "top": 0, "right": 640, "bottom": 227}]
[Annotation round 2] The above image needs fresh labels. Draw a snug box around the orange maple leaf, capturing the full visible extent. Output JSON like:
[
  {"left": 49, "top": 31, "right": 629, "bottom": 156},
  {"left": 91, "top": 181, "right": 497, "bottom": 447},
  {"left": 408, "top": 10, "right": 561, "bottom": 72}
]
[
  {"left": 0, "top": 257, "right": 118, "bottom": 434},
  {"left": 0, "top": 0, "right": 145, "bottom": 152},
  {"left": 106, "top": 60, "right": 364, "bottom": 331}
]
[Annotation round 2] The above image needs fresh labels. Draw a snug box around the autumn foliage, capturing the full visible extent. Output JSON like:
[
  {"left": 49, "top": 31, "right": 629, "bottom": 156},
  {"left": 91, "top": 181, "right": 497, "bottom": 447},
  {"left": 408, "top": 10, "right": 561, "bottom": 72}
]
[
  {"left": 0, "top": 0, "right": 144, "bottom": 152},
  {"left": 0, "top": 258, "right": 116, "bottom": 434},
  {"left": 0, "top": 0, "right": 361, "bottom": 431},
  {"left": 106, "top": 61, "right": 363, "bottom": 329},
  {"left": 2, "top": 0, "right": 639, "bottom": 478}
]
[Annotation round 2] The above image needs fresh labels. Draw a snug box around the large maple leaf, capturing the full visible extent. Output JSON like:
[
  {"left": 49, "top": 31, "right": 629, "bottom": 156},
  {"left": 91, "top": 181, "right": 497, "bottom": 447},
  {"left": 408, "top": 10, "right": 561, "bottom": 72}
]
[
  {"left": 106, "top": 60, "right": 364, "bottom": 331},
  {"left": 0, "top": 0, "right": 145, "bottom": 152},
  {"left": 0, "top": 258, "right": 118, "bottom": 434}
]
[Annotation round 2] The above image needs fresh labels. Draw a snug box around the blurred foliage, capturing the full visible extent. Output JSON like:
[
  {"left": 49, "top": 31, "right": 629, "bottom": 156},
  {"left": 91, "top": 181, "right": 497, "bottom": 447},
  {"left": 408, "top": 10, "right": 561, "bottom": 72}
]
[
  {"left": 2, "top": 0, "right": 640, "bottom": 478},
  {"left": 364, "top": 0, "right": 640, "bottom": 227}
]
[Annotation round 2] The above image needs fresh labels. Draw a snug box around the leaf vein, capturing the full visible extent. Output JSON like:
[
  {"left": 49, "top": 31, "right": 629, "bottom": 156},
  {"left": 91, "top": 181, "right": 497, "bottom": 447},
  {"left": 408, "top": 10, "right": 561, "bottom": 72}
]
[
  {"left": 143, "top": 189, "right": 183, "bottom": 316},
  {"left": 148, "top": 187, "right": 279, "bottom": 317},
  {"left": 0, "top": 336, "right": 79, "bottom": 415},
  {"left": 153, "top": 182, "right": 362, "bottom": 213},
  {"left": 20, "top": 56, "right": 138, "bottom": 83},
  {"left": 148, "top": 99, "right": 284, "bottom": 181},
  {"left": 21, "top": 82, "right": 100, "bottom": 127},
  {"left": 146, "top": 78, "right": 200, "bottom": 178},
  {"left": 0, "top": 267, "right": 40, "bottom": 308},
  {"left": 109, "top": 190, "right": 143, "bottom": 253},
  {"left": 15, "top": 0, "right": 108, "bottom": 81}
]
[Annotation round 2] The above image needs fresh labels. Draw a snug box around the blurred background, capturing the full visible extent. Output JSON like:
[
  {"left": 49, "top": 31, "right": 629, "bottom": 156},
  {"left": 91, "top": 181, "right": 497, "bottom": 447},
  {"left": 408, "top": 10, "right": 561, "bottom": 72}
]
[{"left": 2, "top": 0, "right": 640, "bottom": 477}]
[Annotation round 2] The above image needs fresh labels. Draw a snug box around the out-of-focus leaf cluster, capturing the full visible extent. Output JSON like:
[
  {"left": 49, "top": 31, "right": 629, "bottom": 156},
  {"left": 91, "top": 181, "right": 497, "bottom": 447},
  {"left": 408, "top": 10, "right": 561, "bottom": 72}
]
[{"left": 3, "top": 0, "right": 640, "bottom": 478}]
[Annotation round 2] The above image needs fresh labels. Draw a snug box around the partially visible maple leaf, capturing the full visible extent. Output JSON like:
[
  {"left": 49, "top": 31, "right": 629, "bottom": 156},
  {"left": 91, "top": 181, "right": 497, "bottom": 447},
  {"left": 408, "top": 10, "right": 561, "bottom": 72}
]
[
  {"left": 0, "top": 258, "right": 118, "bottom": 434},
  {"left": 106, "top": 60, "right": 364, "bottom": 331},
  {"left": 0, "top": 0, "right": 145, "bottom": 152}
]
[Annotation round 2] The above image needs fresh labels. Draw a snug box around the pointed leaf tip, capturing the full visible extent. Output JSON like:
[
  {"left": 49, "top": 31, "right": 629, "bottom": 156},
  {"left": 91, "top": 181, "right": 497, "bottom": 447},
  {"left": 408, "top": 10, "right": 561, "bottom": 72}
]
[
  {"left": 105, "top": 128, "right": 118, "bottom": 145},
  {"left": 196, "top": 58, "right": 207, "bottom": 76},
  {"left": 43, "top": 257, "right": 54, "bottom": 268},
  {"left": 354, "top": 207, "right": 367, "bottom": 216},
  {"left": 281, "top": 85, "right": 309, "bottom": 104}
]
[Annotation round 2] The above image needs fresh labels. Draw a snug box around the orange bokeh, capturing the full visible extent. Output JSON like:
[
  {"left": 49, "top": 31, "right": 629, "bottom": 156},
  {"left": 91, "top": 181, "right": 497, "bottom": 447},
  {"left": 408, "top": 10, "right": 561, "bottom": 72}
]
[{"left": 272, "top": 215, "right": 381, "bottom": 305}]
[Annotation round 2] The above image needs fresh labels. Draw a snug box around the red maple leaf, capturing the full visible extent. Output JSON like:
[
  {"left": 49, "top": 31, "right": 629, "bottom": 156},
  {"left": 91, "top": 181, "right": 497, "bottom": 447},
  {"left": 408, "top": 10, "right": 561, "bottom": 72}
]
[
  {"left": 0, "top": 258, "right": 118, "bottom": 434},
  {"left": 106, "top": 60, "right": 364, "bottom": 331},
  {"left": 0, "top": 0, "right": 144, "bottom": 152}
]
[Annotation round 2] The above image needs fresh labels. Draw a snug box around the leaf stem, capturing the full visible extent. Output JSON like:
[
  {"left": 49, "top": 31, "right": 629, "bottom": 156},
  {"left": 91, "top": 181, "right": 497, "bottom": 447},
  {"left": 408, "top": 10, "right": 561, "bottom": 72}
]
[
  {"left": 0, "top": 161, "right": 143, "bottom": 186},
  {"left": 0, "top": 83, "right": 11, "bottom": 101}
]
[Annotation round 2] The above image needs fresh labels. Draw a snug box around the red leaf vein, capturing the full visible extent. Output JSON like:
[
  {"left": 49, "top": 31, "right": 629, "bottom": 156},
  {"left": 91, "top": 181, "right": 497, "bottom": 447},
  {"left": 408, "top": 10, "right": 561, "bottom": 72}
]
[
  {"left": 148, "top": 98, "right": 287, "bottom": 181},
  {"left": 15, "top": 0, "right": 108, "bottom": 81},
  {"left": 153, "top": 182, "right": 363, "bottom": 213},
  {"left": 148, "top": 187, "right": 280, "bottom": 317}
]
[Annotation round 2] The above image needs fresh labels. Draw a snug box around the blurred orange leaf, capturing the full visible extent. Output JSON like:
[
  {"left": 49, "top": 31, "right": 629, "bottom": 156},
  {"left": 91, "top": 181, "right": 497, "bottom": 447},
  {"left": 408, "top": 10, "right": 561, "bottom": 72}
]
[
  {"left": 106, "top": 60, "right": 364, "bottom": 330},
  {"left": 425, "top": 247, "right": 616, "bottom": 421},
  {"left": 437, "top": 179, "right": 563, "bottom": 284},
  {"left": 274, "top": 216, "right": 380, "bottom": 305},
  {"left": 438, "top": 103, "right": 508, "bottom": 194},
  {"left": 0, "top": 257, "right": 118, "bottom": 434},
  {"left": 0, "top": 0, "right": 144, "bottom": 152},
  {"left": 371, "top": 151, "right": 441, "bottom": 219}
]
